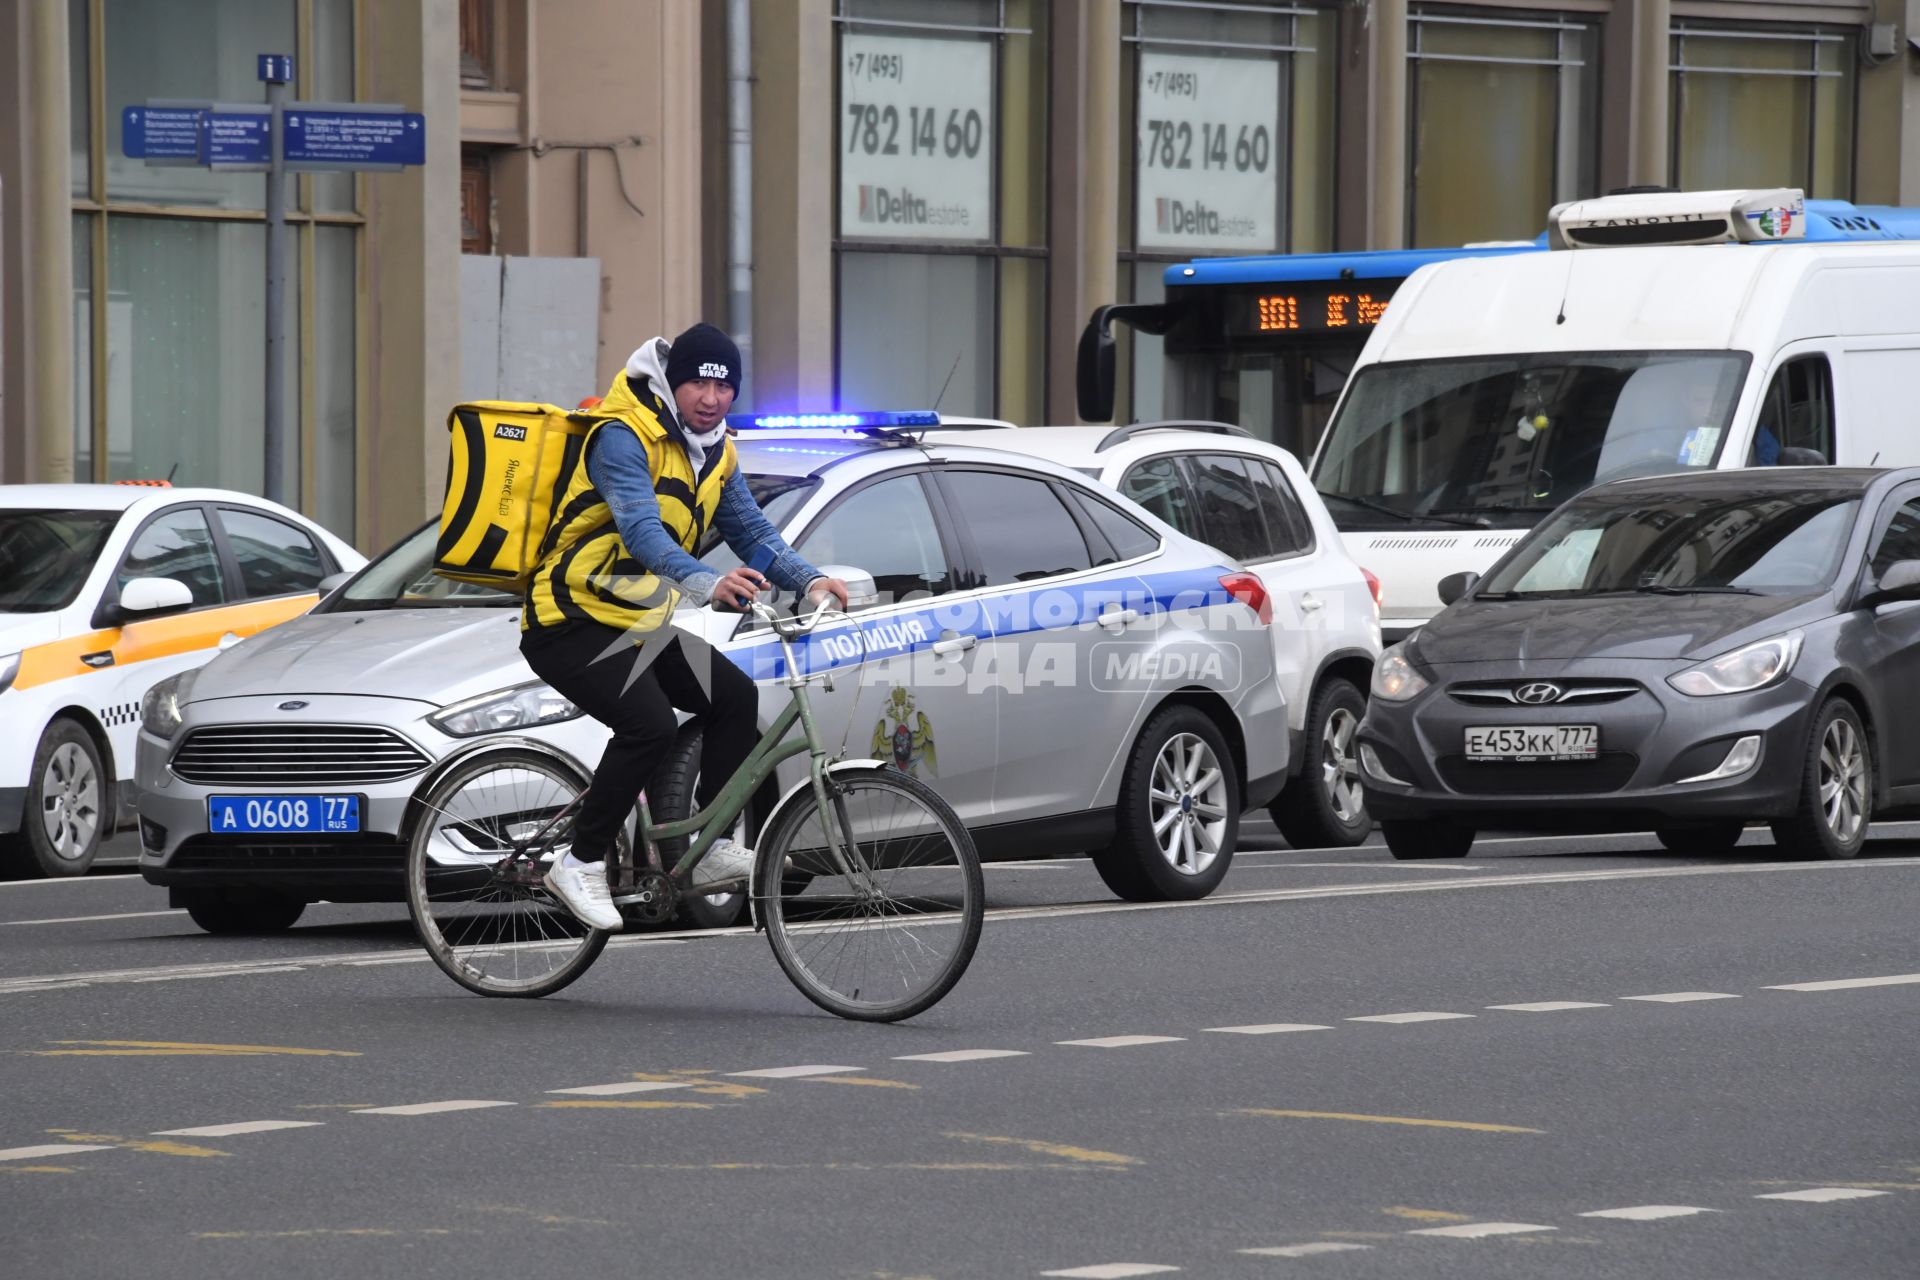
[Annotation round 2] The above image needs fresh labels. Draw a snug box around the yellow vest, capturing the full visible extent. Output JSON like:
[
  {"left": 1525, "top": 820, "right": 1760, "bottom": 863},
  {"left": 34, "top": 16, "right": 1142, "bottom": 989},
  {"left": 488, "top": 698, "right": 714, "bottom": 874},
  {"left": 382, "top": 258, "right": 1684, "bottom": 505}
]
[{"left": 522, "top": 372, "right": 736, "bottom": 638}]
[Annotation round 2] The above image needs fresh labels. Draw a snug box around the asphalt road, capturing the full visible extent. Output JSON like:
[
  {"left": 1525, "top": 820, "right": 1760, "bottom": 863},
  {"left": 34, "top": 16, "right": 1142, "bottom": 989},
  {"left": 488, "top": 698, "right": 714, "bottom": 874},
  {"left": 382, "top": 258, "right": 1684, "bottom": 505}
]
[{"left": 4, "top": 821, "right": 1917, "bottom": 1279}]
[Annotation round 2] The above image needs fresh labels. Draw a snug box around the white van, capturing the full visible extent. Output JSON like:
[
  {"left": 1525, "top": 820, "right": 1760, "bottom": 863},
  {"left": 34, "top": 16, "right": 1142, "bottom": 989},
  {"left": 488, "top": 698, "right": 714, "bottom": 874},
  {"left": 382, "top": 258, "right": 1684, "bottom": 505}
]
[{"left": 1308, "top": 188, "right": 1920, "bottom": 639}]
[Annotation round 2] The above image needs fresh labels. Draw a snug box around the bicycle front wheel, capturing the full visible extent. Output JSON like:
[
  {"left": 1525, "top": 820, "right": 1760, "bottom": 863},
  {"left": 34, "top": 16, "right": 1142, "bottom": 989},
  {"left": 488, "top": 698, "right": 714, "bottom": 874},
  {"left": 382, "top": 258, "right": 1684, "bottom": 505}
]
[
  {"left": 406, "top": 749, "right": 610, "bottom": 998},
  {"left": 758, "top": 766, "right": 983, "bottom": 1022}
]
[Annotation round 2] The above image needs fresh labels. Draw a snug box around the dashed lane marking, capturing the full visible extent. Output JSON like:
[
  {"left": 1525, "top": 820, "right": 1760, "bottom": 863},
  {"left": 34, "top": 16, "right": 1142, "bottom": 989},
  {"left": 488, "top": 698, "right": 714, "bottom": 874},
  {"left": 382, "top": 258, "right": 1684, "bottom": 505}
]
[
  {"left": 539, "top": 1100, "right": 714, "bottom": 1110},
  {"left": 1346, "top": 1012, "right": 1475, "bottom": 1024},
  {"left": 1381, "top": 1208, "right": 1471, "bottom": 1222},
  {"left": 1237, "top": 1109, "right": 1543, "bottom": 1135},
  {"left": 894, "top": 1049, "right": 1031, "bottom": 1063},
  {"left": 727, "top": 1065, "right": 863, "bottom": 1079},
  {"left": 1487, "top": 1002, "right": 1611, "bottom": 1012},
  {"left": 801, "top": 1075, "right": 919, "bottom": 1089},
  {"left": 1203, "top": 1024, "right": 1333, "bottom": 1035},
  {"left": 30, "top": 1040, "right": 360, "bottom": 1057},
  {"left": 1580, "top": 1205, "right": 1717, "bottom": 1220},
  {"left": 352, "top": 1101, "right": 517, "bottom": 1117},
  {"left": 1054, "top": 1036, "right": 1185, "bottom": 1049},
  {"left": 944, "top": 1133, "right": 1141, "bottom": 1167},
  {"left": 547, "top": 1082, "right": 693, "bottom": 1097},
  {"left": 1755, "top": 1187, "right": 1892, "bottom": 1202},
  {"left": 0, "top": 1144, "right": 114, "bottom": 1162},
  {"left": 1622, "top": 992, "right": 1740, "bottom": 1003},
  {"left": 1765, "top": 973, "right": 1920, "bottom": 992},
  {"left": 1240, "top": 1243, "right": 1373, "bottom": 1258},
  {"left": 151, "top": 1121, "right": 323, "bottom": 1138},
  {"left": 1039, "top": 1264, "right": 1179, "bottom": 1277},
  {"left": 1408, "top": 1222, "right": 1557, "bottom": 1239}
]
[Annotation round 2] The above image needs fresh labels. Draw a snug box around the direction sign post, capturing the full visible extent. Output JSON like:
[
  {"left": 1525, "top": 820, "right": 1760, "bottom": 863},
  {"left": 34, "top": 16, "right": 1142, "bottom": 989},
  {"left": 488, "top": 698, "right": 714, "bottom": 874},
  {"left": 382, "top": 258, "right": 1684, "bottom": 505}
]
[{"left": 261, "top": 56, "right": 291, "bottom": 506}]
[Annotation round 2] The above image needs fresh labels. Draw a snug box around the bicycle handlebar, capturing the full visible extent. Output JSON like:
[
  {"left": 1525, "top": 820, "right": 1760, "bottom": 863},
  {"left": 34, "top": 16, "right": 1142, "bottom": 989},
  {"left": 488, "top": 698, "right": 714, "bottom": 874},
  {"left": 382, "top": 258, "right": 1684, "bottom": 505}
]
[{"left": 752, "top": 593, "right": 840, "bottom": 639}]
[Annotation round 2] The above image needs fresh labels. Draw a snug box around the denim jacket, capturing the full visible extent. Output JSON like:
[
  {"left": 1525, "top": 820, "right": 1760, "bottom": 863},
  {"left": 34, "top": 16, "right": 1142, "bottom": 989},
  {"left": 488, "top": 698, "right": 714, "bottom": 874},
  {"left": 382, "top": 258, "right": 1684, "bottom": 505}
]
[{"left": 587, "top": 425, "right": 822, "bottom": 607}]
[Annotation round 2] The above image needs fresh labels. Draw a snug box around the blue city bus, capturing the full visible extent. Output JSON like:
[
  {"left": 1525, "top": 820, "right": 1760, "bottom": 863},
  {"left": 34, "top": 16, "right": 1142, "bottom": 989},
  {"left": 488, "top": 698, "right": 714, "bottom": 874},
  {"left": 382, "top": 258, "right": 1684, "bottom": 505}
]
[{"left": 1078, "top": 198, "right": 1920, "bottom": 458}]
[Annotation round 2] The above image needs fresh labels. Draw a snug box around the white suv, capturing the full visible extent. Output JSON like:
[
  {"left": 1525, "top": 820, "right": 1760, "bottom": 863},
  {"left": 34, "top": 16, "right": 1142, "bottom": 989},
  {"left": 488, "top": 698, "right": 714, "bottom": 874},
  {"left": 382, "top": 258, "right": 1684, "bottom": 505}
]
[{"left": 929, "top": 421, "right": 1383, "bottom": 848}]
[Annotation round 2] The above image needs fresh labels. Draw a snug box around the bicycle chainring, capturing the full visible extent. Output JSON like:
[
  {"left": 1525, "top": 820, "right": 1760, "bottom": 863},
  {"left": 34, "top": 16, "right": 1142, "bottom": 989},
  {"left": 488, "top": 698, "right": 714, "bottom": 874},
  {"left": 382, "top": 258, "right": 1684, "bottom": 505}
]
[{"left": 614, "top": 869, "right": 678, "bottom": 926}]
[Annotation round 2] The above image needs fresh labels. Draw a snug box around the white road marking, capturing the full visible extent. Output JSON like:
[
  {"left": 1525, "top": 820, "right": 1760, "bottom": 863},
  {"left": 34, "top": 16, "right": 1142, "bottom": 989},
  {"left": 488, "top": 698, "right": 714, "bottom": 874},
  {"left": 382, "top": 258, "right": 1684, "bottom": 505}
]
[
  {"left": 1409, "top": 1221, "right": 1557, "bottom": 1239},
  {"left": 0, "top": 1143, "right": 116, "bottom": 1161},
  {"left": 1765, "top": 973, "right": 1920, "bottom": 992},
  {"left": 727, "top": 1065, "right": 865, "bottom": 1079},
  {"left": 1, "top": 910, "right": 185, "bottom": 927},
  {"left": 1347, "top": 1012, "right": 1475, "bottom": 1024},
  {"left": 547, "top": 1082, "right": 693, "bottom": 1096},
  {"left": 1621, "top": 992, "right": 1739, "bottom": 1003},
  {"left": 346, "top": 955, "right": 431, "bottom": 966},
  {"left": 1487, "top": 1001, "right": 1610, "bottom": 1012},
  {"left": 894, "top": 1049, "right": 1031, "bottom": 1063},
  {"left": 152, "top": 1120, "right": 324, "bottom": 1137},
  {"left": 1755, "top": 1187, "right": 1891, "bottom": 1203},
  {"left": 1054, "top": 1036, "right": 1186, "bottom": 1049},
  {"left": 1240, "top": 1243, "right": 1372, "bottom": 1258},
  {"left": 1202, "top": 1024, "right": 1333, "bottom": 1035},
  {"left": 1039, "top": 1265, "right": 1180, "bottom": 1278},
  {"left": 8, "top": 857, "right": 1920, "bottom": 995},
  {"left": 131, "top": 966, "right": 305, "bottom": 982},
  {"left": 1237, "top": 862, "right": 1492, "bottom": 872},
  {"left": 1580, "top": 1205, "right": 1716, "bottom": 1220},
  {"left": 352, "top": 1100, "right": 517, "bottom": 1116}
]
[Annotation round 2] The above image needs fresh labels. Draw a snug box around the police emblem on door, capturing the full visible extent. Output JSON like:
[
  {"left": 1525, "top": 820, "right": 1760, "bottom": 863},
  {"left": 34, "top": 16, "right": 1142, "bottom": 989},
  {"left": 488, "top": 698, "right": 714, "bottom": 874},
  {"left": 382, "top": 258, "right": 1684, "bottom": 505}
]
[{"left": 871, "top": 686, "right": 937, "bottom": 777}]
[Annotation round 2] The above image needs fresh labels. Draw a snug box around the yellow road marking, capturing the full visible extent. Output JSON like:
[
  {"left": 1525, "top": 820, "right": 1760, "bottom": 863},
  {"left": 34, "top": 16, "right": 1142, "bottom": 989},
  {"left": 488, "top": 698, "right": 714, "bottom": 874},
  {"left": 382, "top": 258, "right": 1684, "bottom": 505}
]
[
  {"left": 37, "top": 1040, "right": 359, "bottom": 1057},
  {"left": 121, "top": 1140, "right": 229, "bottom": 1158},
  {"left": 621, "top": 1161, "right": 1099, "bottom": 1173},
  {"left": 1, "top": 1166, "right": 77, "bottom": 1174},
  {"left": 1237, "top": 1108, "right": 1544, "bottom": 1134},
  {"left": 625, "top": 1070, "right": 766, "bottom": 1099},
  {"left": 802, "top": 1075, "right": 920, "bottom": 1090},
  {"left": 942, "top": 1132, "right": 1141, "bottom": 1167},
  {"left": 537, "top": 1100, "right": 715, "bottom": 1110},
  {"left": 1382, "top": 1206, "right": 1473, "bottom": 1222}
]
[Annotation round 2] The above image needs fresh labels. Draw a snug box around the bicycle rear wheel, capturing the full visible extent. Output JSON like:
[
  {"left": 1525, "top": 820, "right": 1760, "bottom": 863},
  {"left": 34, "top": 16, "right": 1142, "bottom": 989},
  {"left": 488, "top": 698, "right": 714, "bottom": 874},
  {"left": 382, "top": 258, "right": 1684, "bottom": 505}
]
[
  {"left": 758, "top": 766, "right": 982, "bottom": 1022},
  {"left": 407, "top": 749, "right": 610, "bottom": 998}
]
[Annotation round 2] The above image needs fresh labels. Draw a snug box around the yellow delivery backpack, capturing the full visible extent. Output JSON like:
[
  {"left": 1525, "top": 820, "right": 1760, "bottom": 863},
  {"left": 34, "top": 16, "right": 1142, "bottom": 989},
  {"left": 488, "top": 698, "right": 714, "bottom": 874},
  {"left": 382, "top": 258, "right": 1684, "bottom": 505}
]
[{"left": 432, "top": 402, "right": 598, "bottom": 590}]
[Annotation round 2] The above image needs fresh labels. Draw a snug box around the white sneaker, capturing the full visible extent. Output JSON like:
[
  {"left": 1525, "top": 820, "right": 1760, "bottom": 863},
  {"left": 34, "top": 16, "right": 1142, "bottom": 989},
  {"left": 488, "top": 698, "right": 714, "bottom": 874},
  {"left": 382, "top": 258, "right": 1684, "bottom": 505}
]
[
  {"left": 543, "top": 858, "right": 622, "bottom": 931},
  {"left": 692, "top": 838, "right": 755, "bottom": 888}
]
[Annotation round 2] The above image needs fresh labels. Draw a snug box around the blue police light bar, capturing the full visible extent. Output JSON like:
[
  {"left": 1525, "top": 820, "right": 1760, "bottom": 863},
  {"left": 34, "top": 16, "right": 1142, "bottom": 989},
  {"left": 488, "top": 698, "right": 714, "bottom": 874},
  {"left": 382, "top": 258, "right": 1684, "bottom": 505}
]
[{"left": 746, "top": 410, "right": 940, "bottom": 430}]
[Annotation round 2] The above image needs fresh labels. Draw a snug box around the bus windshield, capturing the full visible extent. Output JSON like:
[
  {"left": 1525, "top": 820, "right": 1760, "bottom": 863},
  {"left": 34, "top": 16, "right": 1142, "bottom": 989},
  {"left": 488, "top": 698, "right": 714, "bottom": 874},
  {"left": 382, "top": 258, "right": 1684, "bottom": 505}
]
[{"left": 1311, "top": 351, "right": 1750, "bottom": 530}]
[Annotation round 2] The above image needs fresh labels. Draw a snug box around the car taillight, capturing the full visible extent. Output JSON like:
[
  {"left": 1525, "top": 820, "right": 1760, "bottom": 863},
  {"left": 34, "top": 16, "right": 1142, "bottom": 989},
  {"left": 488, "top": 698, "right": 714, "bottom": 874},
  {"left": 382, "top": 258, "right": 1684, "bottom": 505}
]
[
  {"left": 1362, "top": 567, "right": 1383, "bottom": 609},
  {"left": 1219, "top": 572, "right": 1271, "bottom": 624}
]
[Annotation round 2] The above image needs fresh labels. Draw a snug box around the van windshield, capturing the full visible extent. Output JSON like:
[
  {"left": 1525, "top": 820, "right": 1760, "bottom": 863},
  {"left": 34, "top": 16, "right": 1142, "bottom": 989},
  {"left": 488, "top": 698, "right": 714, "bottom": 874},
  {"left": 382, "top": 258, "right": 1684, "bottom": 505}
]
[{"left": 1312, "top": 351, "right": 1750, "bottom": 531}]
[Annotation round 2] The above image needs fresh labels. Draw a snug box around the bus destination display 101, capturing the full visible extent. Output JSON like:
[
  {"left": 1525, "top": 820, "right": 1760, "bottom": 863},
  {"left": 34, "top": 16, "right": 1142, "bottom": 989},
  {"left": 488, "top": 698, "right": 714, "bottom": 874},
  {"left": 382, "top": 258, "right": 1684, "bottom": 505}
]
[{"left": 1227, "top": 283, "right": 1392, "bottom": 338}]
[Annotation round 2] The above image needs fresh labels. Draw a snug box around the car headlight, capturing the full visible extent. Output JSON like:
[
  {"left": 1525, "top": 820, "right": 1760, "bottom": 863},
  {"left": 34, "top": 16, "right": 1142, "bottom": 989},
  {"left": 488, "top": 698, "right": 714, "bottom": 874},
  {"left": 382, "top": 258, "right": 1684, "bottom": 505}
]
[
  {"left": 429, "top": 681, "right": 582, "bottom": 737},
  {"left": 142, "top": 669, "right": 199, "bottom": 739},
  {"left": 1667, "top": 631, "right": 1804, "bottom": 697},
  {"left": 0, "top": 651, "right": 18, "bottom": 696},
  {"left": 1371, "top": 642, "right": 1431, "bottom": 702}
]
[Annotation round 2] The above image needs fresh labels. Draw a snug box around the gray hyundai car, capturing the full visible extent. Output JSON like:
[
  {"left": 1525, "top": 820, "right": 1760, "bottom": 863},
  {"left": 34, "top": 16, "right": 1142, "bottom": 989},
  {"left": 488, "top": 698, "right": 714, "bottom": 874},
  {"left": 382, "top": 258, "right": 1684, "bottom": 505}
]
[{"left": 1358, "top": 467, "right": 1920, "bottom": 860}]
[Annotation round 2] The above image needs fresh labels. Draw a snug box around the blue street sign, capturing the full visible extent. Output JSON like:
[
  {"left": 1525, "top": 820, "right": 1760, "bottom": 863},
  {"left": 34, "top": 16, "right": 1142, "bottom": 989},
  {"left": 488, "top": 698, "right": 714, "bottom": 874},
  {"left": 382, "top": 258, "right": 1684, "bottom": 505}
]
[
  {"left": 198, "top": 110, "right": 272, "bottom": 167},
  {"left": 283, "top": 109, "right": 425, "bottom": 169},
  {"left": 258, "top": 53, "right": 294, "bottom": 83},
  {"left": 121, "top": 105, "right": 203, "bottom": 160}
]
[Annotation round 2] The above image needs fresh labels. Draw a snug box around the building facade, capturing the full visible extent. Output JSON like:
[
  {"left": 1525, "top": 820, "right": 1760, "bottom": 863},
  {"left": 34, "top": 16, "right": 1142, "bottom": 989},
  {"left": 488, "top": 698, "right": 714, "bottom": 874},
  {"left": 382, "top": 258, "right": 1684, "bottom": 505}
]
[{"left": 4, "top": 0, "right": 1918, "bottom": 551}]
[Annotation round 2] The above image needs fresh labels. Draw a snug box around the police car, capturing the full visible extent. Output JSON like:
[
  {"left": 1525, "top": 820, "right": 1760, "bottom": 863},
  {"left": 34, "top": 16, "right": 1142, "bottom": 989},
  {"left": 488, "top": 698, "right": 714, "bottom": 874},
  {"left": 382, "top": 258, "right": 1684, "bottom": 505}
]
[
  {"left": 926, "top": 422, "right": 1383, "bottom": 849},
  {"left": 135, "top": 416, "right": 1289, "bottom": 932},
  {"left": 0, "top": 484, "right": 363, "bottom": 878}
]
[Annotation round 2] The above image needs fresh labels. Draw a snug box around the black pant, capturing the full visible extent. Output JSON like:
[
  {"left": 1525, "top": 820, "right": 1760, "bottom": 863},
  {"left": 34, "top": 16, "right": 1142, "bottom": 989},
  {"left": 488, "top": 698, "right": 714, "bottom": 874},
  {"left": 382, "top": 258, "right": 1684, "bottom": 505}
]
[{"left": 519, "top": 622, "right": 758, "bottom": 863}]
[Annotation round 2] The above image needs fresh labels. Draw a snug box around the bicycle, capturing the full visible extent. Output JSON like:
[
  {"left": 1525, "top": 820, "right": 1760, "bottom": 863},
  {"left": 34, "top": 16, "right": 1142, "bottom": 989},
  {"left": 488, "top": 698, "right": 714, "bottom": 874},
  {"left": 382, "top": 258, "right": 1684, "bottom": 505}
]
[{"left": 403, "top": 596, "right": 985, "bottom": 1022}]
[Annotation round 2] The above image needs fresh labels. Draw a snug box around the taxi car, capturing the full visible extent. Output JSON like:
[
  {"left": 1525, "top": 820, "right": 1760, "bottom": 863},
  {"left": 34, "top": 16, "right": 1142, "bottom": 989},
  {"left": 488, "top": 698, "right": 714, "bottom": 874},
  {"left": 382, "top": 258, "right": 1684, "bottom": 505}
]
[
  {"left": 0, "top": 484, "right": 362, "bottom": 877},
  {"left": 928, "top": 421, "right": 1383, "bottom": 849},
  {"left": 136, "top": 416, "right": 1289, "bottom": 931}
]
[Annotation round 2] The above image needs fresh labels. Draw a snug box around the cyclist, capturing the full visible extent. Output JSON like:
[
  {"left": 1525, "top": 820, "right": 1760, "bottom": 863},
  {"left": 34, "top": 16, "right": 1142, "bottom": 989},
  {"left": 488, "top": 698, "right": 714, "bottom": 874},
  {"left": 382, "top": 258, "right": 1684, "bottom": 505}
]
[{"left": 520, "top": 323, "right": 847, "bottom": 930}]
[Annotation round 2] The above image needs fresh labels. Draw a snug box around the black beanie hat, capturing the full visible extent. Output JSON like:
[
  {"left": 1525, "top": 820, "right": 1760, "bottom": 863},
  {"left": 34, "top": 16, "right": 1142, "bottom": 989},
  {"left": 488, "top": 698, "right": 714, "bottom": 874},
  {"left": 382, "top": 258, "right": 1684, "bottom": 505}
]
[{"left": 664, "top": 323, "right": 742, "bottom": 393}]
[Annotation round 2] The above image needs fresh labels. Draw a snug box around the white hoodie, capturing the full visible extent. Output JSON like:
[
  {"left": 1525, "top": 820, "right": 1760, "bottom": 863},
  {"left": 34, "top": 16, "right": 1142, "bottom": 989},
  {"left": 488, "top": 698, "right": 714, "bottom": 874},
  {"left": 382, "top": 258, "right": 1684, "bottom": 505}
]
[{"left": 626, "top": 338, "right": 729, "bottom": 472}]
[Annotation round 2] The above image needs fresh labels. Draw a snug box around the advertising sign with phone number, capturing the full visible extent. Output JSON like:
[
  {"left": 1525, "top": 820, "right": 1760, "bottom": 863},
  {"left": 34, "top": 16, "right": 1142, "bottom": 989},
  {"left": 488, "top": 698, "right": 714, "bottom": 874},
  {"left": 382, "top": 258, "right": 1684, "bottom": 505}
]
[
  {"left": 1135, "top": 51, "right": 1280, "bottom": 253},
  {"left": 840, "top": 33, "right": 994, "bottom": 244}
]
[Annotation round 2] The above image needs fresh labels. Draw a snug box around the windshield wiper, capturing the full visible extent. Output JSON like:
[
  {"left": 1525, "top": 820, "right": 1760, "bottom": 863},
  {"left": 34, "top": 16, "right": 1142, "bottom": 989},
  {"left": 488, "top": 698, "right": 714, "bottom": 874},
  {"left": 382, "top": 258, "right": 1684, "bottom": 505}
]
[
  {"left": 1429, "top": 503, "right": 1557, "bottom": 519},
  {"left": 1323, "top": 493, "right": 1482, "bottom": 530},
  {"left": 1632, "top": 584, "right": 1763, "bottom": 596}
]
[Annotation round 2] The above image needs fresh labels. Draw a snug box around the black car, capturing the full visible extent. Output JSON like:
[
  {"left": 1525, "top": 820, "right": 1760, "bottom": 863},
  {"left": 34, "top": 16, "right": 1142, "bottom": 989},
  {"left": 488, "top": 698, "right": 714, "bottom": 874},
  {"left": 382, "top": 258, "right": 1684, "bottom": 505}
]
[{"left": 1358, "top": 467, "right": 1920, "bottom": 860}]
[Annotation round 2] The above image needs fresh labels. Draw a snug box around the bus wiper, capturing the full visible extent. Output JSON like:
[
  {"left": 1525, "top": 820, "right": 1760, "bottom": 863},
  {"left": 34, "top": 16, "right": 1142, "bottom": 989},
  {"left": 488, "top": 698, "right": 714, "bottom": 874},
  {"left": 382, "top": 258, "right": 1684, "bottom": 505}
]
[
  {"left": 1632, "top": 584, "right": 1763, "bottom": 596},
  {"left": 1323, "top": 493, "right": 1482, "bottom": 530}
]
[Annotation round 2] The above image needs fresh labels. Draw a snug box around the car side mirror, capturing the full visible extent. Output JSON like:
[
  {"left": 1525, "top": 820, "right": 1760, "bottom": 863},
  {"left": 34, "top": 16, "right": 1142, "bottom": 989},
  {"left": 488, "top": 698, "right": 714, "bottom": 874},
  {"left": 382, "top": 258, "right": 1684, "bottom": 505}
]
[
  {"left": 816, "top": 565, "right": 880, "bottom": 610},
  {"left": 1778, "top": 446, "right": 1829, "bottom": 466},
  {"left": 316, "top": 571, "right": 353, "bottom": 596},
  {"left": 1437, "top": 571, "right": 1479, "bottom": 607},
  {"left": 118, "top": 577, "right": 195, "bottom": 617},
  {"left": 1866, "top": 559, "right": 1920, "bottom": 607}
]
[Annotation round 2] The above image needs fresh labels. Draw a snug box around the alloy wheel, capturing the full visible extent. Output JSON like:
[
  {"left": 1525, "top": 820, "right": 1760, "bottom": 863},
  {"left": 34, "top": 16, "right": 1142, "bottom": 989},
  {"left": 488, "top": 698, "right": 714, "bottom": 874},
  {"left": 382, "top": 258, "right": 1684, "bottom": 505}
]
[
  {"left": 1148, "top": 732, "right": 1229, "bottom": 876},
  {"left": 1818, "top": 715, "right": 1867, "bottom": 843},
  {"left": 39, "top": 743, "right": 101, "bottom": 863},
  {"left": 1320, "top": 706, "right": 1364, "bottom": 824}
]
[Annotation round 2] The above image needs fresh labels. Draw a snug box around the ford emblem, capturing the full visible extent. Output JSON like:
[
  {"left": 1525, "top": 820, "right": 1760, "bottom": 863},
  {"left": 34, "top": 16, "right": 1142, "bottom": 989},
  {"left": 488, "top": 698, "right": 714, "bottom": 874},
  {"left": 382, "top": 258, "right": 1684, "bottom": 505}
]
[{"left": 278, "top": 700, "right": 309, "bottom": 711}]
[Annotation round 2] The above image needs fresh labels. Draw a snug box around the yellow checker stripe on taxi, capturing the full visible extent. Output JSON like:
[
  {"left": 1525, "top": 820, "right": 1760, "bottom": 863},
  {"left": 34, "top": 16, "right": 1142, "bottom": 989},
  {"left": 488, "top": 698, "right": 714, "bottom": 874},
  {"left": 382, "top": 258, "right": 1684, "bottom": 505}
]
[{"left": 11, "top": 595, "right": 317, "bottom": 691}]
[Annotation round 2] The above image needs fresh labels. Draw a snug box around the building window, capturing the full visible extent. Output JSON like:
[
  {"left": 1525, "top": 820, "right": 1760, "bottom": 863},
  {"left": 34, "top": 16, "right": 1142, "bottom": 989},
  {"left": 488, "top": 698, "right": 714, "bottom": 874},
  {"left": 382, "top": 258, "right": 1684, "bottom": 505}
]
[
  {"left": 831, "top": 0, "right": 1047, "bottom": 423},
  {"left": 1406, "top": 9, "right": 1598, "bottom": 247},
  {"left": 1670, "top": 26, "right": 1856, "bottom": 197},
  {"left": 459, "top": 0, "right": 496, "bottom": 90},
  {"left": 461, "top": 149, "right": 494, "bottom": 255},
  {"left": 69, "top": 0, "right": 361, "bottom": 534}
]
